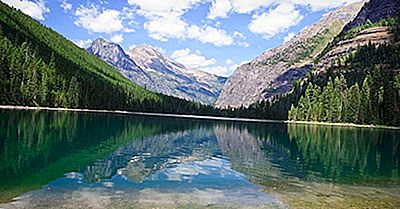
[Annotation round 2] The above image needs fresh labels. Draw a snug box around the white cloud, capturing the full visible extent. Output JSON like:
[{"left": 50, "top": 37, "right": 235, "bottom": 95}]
[
  {"left": 208, "top": 0, "right": 276, "bottom": 19},
  {"left": 233, "top": 31, "right": 246, "bottom": 39},
  {"left": 188, "top": 26, "right": 234, "bottom": 46},
  {"left": 127, "top": 0, "right": 204, "bottom": 17},
  {"left": 144, "top": 14, "right": 188, "bottom": 41},
  {"left": 128, "top": 0, "right": 235, "bottom": 47},
  {"left": 143, "top": 14, "right": 234, "bottom": 46},
  {"left": 249, "top": 3, "right": 303, "bottom": 39},
  {"left": 208, "top": 0, "right": 360, "bottom": 19},
  {"left": 73, "top": 39, "right": 93, "bottom": 48},
  {"left": 74, "top": 4, "right": 135, "bottom": 34},
  {"left": 124, "top": 28, "right": 135, "bottom": 33},
  {"left": 110, "top": 34, "right": 124, "bottom": 43},
  {"left": 284, "top": 32, "right": 295, "bottom": 42},
  {"left": 292, "top": 0, "right": 361, "bottom": 11},
  {"left": 171, "top": 48, "right": 248, "bottom": 76},
  {"left": 238, "top": 41, "right": 250, "bottom": 47},
  {"left": 2, "top": 0, "right": 49, "bottom": 20},
  {"left": 171, "top": 48, "right": 217, "bottom": 68},
  {"left": 208, "top": 0, "right": 232, "bottom": 19},
  {"left": 60, "top": 0, "right": 72, "bottom": 13},
  {"left": 231, "top": 0, "right": 276, "bottom": 14}
]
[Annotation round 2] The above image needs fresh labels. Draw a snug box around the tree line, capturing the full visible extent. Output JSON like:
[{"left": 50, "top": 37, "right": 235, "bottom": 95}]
[
  {"left": 289, "top": 43, "right": 400, "bottom": 126},
  {"left": 289, "top": 69, "right": 400, "bottom": 126}
]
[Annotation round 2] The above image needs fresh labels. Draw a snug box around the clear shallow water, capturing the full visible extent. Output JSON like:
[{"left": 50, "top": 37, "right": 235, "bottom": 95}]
[{"left": 0, "top": 110, "right": 399, "bottom": 208}]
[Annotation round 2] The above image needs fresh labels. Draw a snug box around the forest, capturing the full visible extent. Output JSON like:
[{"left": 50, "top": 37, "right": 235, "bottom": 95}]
[{"left": 288, "top": 42, "right": 400, "bottom": 126}]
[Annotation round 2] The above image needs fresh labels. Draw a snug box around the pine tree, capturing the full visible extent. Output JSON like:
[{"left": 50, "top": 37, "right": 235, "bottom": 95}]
[
  {"left": 344, "top": 83, "right": 361, "bottom": 123},
  {"left": 67, "top": 76, "right": 79, "bottom": 108},
  {"left": 382, "top": 70, "right": 397, "bottom": 125},
  {"left": 370, "top": 65, "right": 384, "bottom": 124},
  {"left": 288, "top": 104, "right": 298, "bottom": 121}
]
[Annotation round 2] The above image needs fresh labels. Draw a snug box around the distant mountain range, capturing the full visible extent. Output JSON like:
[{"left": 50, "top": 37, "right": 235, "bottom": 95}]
[{"left": 88, "top": 38, "right": 226, "bottom": 105}]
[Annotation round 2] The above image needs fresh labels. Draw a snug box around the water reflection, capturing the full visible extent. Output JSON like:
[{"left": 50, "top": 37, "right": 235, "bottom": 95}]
[{"left": 0, "top": 110, "right": 399, "bottom": 208}]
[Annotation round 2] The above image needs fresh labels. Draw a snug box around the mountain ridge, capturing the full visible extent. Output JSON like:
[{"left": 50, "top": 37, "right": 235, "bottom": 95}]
[
  {"left": 215, "top": 1, "right": 365, "bottom": 108},
  {"left": 88, "top": 38, "right": 226, "bottom": 104}
]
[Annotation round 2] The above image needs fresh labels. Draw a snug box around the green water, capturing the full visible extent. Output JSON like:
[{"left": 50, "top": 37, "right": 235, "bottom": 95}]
[{"left": 0, "top": 110, "right": 399, "bottom": 208}]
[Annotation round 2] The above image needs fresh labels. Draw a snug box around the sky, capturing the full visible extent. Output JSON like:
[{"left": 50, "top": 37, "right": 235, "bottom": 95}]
[{"left": 2, "top": 0, "right": 360, "bottom": 77}]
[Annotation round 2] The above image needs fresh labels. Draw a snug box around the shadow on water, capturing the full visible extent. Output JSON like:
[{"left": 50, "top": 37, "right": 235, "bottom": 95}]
[{"left": 0, "top": 109, "right": 399, "bottom": 208}]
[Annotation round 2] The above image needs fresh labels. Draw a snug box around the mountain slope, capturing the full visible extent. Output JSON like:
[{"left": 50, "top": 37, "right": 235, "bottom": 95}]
[
  {"left": 216, "top": 1, "right": 364, "bottom": 108},
  {"left": 0, "top": 1, "right": 214, "bottom": 114},
  {"left": 88, "top": 39, "right": 226, "bottom": 104}
]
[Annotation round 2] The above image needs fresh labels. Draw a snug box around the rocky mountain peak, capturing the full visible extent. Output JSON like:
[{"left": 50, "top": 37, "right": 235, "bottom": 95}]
[
  {"left": 89, "top": 38, "right": 125, "bottom": 55},
  {"left": 130, "top": 44, "right": 161, "bottom": 59},
  {"left": 87, "top": 38, "right": 134, "bottom": 69},
  {"left": 87, "top": 39, "right": 226, "bottom": 104}
]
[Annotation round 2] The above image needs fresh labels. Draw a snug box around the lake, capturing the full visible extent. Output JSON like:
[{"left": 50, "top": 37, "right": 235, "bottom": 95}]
[{"left": 0, "top": 109, "right": 399, "bottom": 209}]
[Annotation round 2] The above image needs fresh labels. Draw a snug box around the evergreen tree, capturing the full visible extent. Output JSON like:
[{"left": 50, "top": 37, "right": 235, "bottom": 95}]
[
  {"left": 321, "top": 78, "right": 334, "bottom": 122},
  {"left": 359, "top": 75, "right": 372, "bottom": 124},
  {"left": 67, "top": 76, "right": 79, "bottom": 108},
  {"left": 344, "top": 83, "right": 361, "bottom": 123},
  {"left": 382, "top": 70, "right": 397, "bottom": 125}
]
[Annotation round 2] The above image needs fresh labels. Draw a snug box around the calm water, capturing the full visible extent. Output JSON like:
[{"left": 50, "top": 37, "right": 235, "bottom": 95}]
[{"left": 0, "top": 110, "right": 399, "bottom": 208}]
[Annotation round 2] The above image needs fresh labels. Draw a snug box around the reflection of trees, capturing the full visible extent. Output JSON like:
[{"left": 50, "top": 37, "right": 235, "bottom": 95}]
[
  {"left": 0, "top": 110, "right": 213, "bottom": 202},
  {"left": 286, "top": 124, "right": 400, "bottom": 182},
  {"left": 215, "top": 123, "right": 400, "bottom": 185},
  {"left": 0, "top": 110, "right": 78, "bottom": 178},
  {"left": 83, "top": 128, "right": 219, "bottom": 183}
]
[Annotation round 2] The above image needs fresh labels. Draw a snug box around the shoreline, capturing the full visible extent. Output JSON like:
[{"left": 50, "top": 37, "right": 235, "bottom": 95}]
[{"left": 0, "top": 105, "right": 399, "bottom": 130}]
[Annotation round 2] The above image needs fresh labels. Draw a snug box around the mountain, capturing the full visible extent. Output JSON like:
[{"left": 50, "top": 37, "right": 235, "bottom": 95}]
[
  {"left": 0, "top": 1, "right": 215, "bottom": 115},
  {"left": 88, "top": 39, "right": 226, "bottom": 105},
  {"left": 215, "top": 1, "right": 365, "bottom": 108}
]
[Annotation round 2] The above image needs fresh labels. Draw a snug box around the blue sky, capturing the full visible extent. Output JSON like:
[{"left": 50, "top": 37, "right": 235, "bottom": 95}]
[{"left": 3, "top": 0, "right": 359, "bottom": 76}]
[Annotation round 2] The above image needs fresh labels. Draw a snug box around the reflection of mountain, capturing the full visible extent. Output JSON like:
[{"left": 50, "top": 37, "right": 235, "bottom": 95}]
[
  {"left": 83, "top": 128, "right": 220, "bottom": 183},
  {"left": 214, "top": 124, "right": 296, "bottom": 184}
]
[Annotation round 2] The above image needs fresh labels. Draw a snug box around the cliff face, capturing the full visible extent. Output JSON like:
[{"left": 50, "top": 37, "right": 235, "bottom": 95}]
[
  {"left": 318, "top": 26, "right": 396, "bottom": 67},
  {"left": 216, "top": 2, "right": 364, "bottom": 108},
  {"left": 318, "top": 0, "right": 400, "bottom": 68},
  {"left": 342, "top": 0, "right": 400, "bottom": 33}
]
